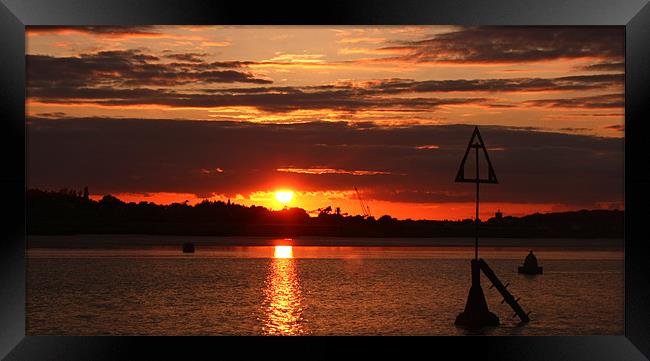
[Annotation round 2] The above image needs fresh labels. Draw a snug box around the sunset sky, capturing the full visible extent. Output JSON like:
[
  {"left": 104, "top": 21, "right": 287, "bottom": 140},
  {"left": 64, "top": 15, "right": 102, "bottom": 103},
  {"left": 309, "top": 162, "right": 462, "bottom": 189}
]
[{"left": 25, "top": 26, "right": 624, "bottom": 220}]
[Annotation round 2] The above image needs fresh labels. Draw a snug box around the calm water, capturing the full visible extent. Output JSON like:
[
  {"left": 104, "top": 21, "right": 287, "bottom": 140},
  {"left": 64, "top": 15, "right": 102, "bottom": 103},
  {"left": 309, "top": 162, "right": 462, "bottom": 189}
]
[{"left": 27, "top": 238, "right": 624, "bottom": 335}]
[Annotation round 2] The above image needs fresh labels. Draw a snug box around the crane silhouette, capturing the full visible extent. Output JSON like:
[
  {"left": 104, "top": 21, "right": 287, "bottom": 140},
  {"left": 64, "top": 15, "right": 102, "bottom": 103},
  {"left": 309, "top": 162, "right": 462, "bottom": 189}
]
[{"left": 354, "top": 186, "right": 372, "bottom": 218}]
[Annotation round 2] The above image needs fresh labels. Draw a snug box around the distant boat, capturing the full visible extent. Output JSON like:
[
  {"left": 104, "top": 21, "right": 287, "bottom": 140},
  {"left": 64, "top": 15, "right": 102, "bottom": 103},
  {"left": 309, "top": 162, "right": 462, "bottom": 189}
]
[
  {"left": 182, "top": 242, "right": 195, "bottom": 253},
  {"left": 518, "top": 250, "right": 543, "bottom": 275}
]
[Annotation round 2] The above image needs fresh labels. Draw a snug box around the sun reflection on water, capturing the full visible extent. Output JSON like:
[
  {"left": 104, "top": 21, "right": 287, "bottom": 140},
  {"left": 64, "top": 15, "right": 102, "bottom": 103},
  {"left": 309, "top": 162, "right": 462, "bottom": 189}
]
[{"left": 261, "top": 246, "right": 307, "bottom": 335}]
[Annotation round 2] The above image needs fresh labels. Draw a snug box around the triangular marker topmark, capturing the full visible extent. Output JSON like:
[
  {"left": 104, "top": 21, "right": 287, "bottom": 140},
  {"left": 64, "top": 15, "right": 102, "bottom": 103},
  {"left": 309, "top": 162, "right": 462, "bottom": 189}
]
[{"left": 455, "top": 126, "right": 498, "bottom": 184}]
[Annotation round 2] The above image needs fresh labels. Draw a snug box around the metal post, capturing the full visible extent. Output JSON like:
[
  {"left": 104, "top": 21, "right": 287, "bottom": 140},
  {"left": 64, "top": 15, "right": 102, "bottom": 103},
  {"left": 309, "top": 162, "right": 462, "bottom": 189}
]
[
  {"left": 475, "top": 145, "right": 479, "bottom": 260},
  {"left": 455, "top": 126, "right": 497, "bottom": 262}
]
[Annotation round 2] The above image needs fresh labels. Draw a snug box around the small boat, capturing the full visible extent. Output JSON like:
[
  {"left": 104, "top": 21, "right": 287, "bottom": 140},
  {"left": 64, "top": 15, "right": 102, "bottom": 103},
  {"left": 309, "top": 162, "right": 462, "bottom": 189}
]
[
  {"left": 182, "top": 242, "right": 195, "bottom": 253},
  {"left": 518, "top": 250, "right": 543, "bottom": 275}
]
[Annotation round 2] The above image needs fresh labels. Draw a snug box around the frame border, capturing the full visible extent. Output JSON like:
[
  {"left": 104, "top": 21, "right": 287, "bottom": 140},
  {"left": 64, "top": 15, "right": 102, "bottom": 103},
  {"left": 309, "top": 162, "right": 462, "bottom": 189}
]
[{"left": 2, "top": 1, "right": 649, "bottom": 359}]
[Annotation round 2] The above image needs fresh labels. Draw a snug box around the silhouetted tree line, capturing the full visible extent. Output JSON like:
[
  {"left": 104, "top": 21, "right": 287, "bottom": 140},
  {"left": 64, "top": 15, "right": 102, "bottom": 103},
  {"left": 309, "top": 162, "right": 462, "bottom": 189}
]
[{"left": 26, "top": 188, "right": 623, "bottom": 238}]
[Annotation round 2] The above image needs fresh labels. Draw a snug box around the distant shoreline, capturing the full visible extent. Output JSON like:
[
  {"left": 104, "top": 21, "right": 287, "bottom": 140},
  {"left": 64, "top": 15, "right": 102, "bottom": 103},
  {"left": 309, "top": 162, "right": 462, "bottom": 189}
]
[
  {"left": 27, "top": 189, "right": 624, "bottom": 239},
  {"left": 27, "top": 234, "right": 624, "bottom": 250}
]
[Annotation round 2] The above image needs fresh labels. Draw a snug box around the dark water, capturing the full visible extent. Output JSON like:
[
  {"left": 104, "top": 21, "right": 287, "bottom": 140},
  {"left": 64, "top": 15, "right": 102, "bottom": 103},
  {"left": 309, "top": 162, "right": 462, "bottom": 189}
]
[{"left": 27, "top": 239, "right": 623, "bottom": 335}]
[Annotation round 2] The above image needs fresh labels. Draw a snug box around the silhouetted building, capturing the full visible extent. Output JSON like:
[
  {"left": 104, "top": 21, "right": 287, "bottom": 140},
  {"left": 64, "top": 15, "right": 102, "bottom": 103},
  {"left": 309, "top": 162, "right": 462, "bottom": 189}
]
[{"left": 495, "top": 210, "right": 503, "bottom": 220}]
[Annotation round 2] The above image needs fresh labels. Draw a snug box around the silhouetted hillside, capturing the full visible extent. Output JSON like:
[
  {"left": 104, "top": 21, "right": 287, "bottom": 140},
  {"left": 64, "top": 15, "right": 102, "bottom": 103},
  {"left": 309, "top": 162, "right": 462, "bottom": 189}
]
[{"left": 26, "top": 188, "right": 623, "bottom": 238}]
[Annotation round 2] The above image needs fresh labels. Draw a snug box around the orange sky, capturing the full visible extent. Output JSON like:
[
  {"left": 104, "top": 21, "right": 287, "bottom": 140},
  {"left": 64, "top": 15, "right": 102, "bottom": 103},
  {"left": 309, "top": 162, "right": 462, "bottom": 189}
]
[{"left": 26, "top": 26, "right": 624, "bottom": 220}]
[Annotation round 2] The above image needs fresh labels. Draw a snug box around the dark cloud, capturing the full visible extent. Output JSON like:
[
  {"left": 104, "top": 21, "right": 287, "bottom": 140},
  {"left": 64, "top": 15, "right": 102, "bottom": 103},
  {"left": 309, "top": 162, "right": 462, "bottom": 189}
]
[
  {"left": 34, "top": 112, "right": 68, "bottom": 118},
  {"left": 605, "top": 124, "right": 625, "bottom": 132},
  {"left": 96, "top": 93, "right": 485, "bottom": 112},
  {"left": 581, "top": 61, "right": 625, "bottom": 72},
  {"left": 163, "top": 53, "right": 208, "bottom": 63},
  {"left": 379, "top": 26, "right": 624, "bottom": 64},
  {"left": 26, "top": 26, "right": 161, "bottom": 36},
  {"left": 27, "top": 83, "right": 487, "bottom": 113},
  {"left": 525, "top": 93, "right": 624, "bottom": 109},
  {"left": 180, "top": 61, "right": 254, "bottom": 69},
  {"left": 354, "top": 74, "right": 623, "bottom": 93},
  {"left": 26, "top": 50, "right": 272, "bottom": 91},
  {"left": 27, "top": 49, "right": 622, "bottom": 113},
  {"left": 27, "top": 117, "right": 623, "bottom": 207}
]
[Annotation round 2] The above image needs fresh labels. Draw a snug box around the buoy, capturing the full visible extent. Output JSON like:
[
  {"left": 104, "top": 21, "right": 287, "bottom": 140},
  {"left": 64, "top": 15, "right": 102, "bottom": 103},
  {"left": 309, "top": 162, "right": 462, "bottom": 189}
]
[{"left": 518, "top": 250, "right": 543, "bottom": 275}]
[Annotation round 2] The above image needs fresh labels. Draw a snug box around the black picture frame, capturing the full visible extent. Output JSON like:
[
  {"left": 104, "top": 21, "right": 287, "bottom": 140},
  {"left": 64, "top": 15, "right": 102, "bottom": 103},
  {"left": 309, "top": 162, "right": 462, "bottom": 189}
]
[{"left": 1, "top": 0, "right": 649, "bottom": 360}]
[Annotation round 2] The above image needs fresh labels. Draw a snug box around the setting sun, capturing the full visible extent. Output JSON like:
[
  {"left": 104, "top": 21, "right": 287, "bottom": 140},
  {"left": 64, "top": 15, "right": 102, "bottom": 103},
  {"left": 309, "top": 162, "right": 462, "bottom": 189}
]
[
  {"left": 275, "top": 190, "right": 294, "bottom": 204},
  {"left": 274, "top": 245, "right": 294, "bottom": 259}
]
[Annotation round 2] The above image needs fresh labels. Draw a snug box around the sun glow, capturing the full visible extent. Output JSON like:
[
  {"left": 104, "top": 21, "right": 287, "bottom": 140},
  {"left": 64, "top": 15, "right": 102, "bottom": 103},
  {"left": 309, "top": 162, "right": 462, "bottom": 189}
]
[
  {"left": 275, "top": 190, "right": 294, "bottom": 204},
  {"left": 274, "top": 245, "right": 294, "bottom": 259}
]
